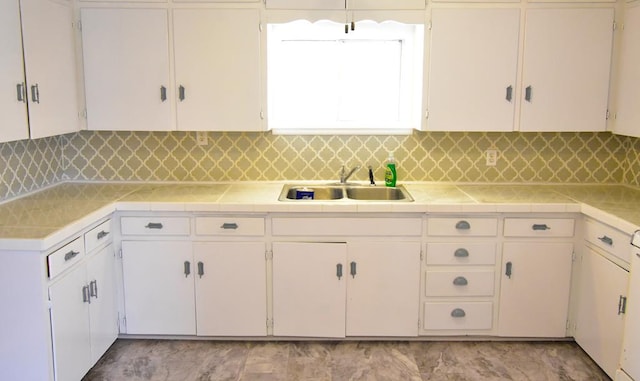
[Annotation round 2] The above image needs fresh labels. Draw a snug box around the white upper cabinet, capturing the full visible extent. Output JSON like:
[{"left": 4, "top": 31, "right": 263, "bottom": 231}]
[
  {"left": 613, "top": 4, "right": 640, "bottom": 138},
  {"left": 173, "top": 9, "right": 263, "bottom": 131},
  {"left": 266, "top": 0, "right": 425, "bottom": 9},
  {"left": 81, "top": 8, "right": 173, "bottom": 131},
  {"left": 0, "top": 0, "right": 29, "bottom": 143},
  {"left": 426, "top": 8, "right": 520, "bottom": 131},
  {"left": 20, "top": 0, "right": 80, "bottom": 139},
  {"left": 519, "top": 8, "right": 614, "bottom": 132}
]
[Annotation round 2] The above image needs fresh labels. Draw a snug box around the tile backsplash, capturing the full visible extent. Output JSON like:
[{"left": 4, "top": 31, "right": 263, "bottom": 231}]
[{"left": 0, "top": 130, "right": 636, "bottom": 202}]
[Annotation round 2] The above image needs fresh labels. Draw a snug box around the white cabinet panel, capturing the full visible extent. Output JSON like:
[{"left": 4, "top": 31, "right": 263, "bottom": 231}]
[
  {"left": 122, "top": 241, "right": 195, "bottom": 335},
  {"left": 613, "top": 4, "right": 640, "bottom": 137},
  {"left": 272, "top": 242, "right": 347, "bottom": 338},
  {"left": 20, "top": 0, "right": 79, "bottom": 139},
  {"left": 498, "top": 242, "right": 573, "bottom": 337},
  {"left": 0, "top": 0, "right": 29, "bottom": 143},
  {"left": 426, "top": 9, "right": 520, "bottom": 131},
  {"left": 575, "top": 247, "right": 628, "bottom": 379},
  {"left": 81, "top": 8, "right": 172, "bottom": 131},
  {"left": 346, "top": 241, "right": 420, "bottom": 337},
  {"left": 194, "top": 242, "right": 267, "bottom": 336},
  {"left": 173, "top": 9, "right": 262, "bottom": 131},
  {"left": 519, "top": 9, "right": 614, "bottom": 132}
]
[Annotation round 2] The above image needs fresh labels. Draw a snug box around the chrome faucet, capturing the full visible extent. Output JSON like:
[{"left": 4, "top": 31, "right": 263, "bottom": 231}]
[{"left": 339, "top": 164, "right": 361, "bottom": 184}]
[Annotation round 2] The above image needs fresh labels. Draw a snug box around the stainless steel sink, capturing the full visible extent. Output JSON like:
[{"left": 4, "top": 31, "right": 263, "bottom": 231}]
[{"left": 278, "top": 184, "right": 413, "bottom": 202}]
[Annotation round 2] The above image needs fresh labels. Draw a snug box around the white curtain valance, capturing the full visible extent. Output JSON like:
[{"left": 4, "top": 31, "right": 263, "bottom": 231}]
[{"left": 265, "top": 10, "right": 426, "bottom": 24}]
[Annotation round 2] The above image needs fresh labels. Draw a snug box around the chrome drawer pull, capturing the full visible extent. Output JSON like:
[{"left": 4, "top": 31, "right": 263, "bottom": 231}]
[
  {"left": 82, "top": 285, "right": 91, "bottom": 304},
  {"left": 454, "top": 248, "right": 469, "bottom": 258},
  {"left": 619, "top": 295, "right": 627, "bottom": 315},
  {"left": 221, "top": 223, "right": 239, "bottom": 230},
  {"left": 97, "top": 230, "right": 109, "bottom": 240},
  {"left": 336, "top": 263, "right": 343, "bottom": 280},
  {"left": 145, "top": 223, "right": 163, "bottom": 229},
  {"left": 455, "top": 220, "right": 471, "bottom": 230},
  {"left": 532, "top": 224, "right": 550, "bottom": 231},
  {"left": 197, "top": 262, "right": 204, "bottom": 278},
  {"left": 451, "top": 308, "right": 466, "bottom": 318},
  {"left": 598, "top": 236, "right": 613, "bottom": 246},
  {"left": 89, "top": 280, "right": 98, "bottom": 299},
  {"left": 64, "top": 250, "right": 80, "bottom": 261},
  {"left": 184, "top": 261, "right": 191, "bottom": 277},
  {"left": 453, "top": 276, "right": 468, "bottom": 286}
]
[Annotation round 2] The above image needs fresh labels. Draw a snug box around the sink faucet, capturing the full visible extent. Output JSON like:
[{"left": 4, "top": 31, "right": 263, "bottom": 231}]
[{"left": 339, "top": 164, "right": 361, "bottom": 184}]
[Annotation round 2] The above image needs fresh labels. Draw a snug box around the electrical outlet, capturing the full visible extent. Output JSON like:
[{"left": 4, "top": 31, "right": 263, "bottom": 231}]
[
  {"left": 485, "top": 149, "right": 498, "bottom": 166},
  {"left": 196, "top": 131, "right": 208, "bottom": 146}
]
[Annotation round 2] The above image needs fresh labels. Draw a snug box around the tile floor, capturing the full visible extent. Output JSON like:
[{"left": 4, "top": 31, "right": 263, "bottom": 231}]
[{"left": 82, "top": 339, "right": 609, "bottom": 381}]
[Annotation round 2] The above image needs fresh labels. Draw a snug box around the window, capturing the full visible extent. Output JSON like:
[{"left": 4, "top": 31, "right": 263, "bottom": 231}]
[{"left": 267, "top": 19, "right": 424, "bottom": 134}]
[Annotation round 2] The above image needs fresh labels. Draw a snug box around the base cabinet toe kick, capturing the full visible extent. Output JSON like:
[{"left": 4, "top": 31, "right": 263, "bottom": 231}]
[{"left": 4, "top": 210, "right": 636, "bottom": 380}]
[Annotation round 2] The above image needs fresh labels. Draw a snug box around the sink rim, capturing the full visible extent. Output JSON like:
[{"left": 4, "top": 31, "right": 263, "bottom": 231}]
[{"left": 278, "top": 183, "right": 414, "bottom": 202}]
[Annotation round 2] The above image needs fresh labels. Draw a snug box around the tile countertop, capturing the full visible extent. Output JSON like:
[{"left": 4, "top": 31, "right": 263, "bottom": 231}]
[{"left": 1, "top": 181, "right": 640, "bottom": 250}]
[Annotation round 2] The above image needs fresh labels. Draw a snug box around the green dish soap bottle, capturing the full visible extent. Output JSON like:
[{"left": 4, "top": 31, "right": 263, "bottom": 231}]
[{"left": 384, "top": 152, "right": 397, "bottom": 187}]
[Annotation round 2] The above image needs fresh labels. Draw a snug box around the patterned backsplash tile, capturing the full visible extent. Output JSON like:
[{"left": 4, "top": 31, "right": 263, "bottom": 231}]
[
  {"left": 62, "top": 130, "right": 629, "bottom": 184},
  {"left": 0, "top": 130, "right": 636, "bottom": 203}
]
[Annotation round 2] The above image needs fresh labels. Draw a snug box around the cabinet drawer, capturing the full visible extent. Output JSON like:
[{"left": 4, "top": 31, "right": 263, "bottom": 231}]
[
  {"left": 195, "top": 217, "right": 264, "bottom": 236},
  {"left": 427, "top": 218, "right": 498, "bottom": 236},
  {"left": 85, "top": 219, "right": 112, "bottom": 253},
  {"left": 47, "top": 238, "right": 85, "bottom": 279},
  {"left": 425, "top": 269, "right": 495, "bottom": 297},
  {"left": 272, "top": 217, "right": 422, "bottom": 236},
  {"left": 584, "top": 219, "right": 631, "bottom": 263},
  {"left": 503, "top": 218, "right": 574, "bottom": 237},
  {"left": 121, "top": 217, "right": 190, "bottom": 236},
  {"left": 423, "top": 302, "right": 493, "bottom": 330},
  {"left": 426, "top": 243, "right": 496, "bottom": 265}
]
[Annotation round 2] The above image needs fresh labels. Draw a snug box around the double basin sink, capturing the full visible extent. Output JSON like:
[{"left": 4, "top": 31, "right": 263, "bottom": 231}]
[{"left": 278, "top": 184, "right": 414, "bottom": 202}]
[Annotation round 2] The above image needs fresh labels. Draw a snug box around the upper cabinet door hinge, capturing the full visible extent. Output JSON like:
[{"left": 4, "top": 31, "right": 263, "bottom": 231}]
[
  {"left": 425, "top": 110, "right": 429, "bottom": 119},
  {"left": 613, "top": 21, "right": 617, "bottom": 31},
  {"left": 74, "top": 19, "right": 82, "bottom": 31},
  {"left": 265, "top": 250, "right": 273, "bottom": 260},
  {"left": 259, "top": 23, "right": 263, "bottom": 32}
]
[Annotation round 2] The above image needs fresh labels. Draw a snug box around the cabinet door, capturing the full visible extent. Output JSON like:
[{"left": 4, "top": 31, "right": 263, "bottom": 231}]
[
  {"left": 0, "top": 0, "right": 29, "bottom": 143},
  {"left": 81, "top": 8, "right": 172, "bottom": 131},
  {"left": 86, "top": 244, "right": 118, "bottom": 364},
  {"left": 575, "top": 247, "right": 628, "bottom": 379},
  {"left": 49, "top": 266, "right": 92, "bottom": 381},
  {"left": 272, "top": 242, "right": 347, "bottom": 338},
  {"left": 613, "top": 4, "right": 640, "bottom": 137},
  {"left": 20, "top": 0, "right": 79, "bottom": 138},
  {"left": 346, "top": 241, "right": 421, "bottom": 336},
  {"left": 426, "top": 9, "right": 519, "bottom": 131},
  {"left": 519, "top": 9, "right": 614, "bottom": 132},
  {"left": 498, "top": 242, "right": 573, "bottom": 337},
  {"left": 194, "top": 242, "right": 267, "bottom": 336},
  {"left": 121, "top": 241, "right": 195, "bottom": 335},
  {"left": 173, "top": 9, "right": 262, "bottom": 131}
]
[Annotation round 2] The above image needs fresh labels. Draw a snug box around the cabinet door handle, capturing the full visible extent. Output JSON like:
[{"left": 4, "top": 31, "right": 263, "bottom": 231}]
[
  {"left": 160, "top": 86, "right": 167, "bottom": 102},
  {"left": 454, "top": 248, "right": 469, "bottom": 258},
  {"left": 336, "top": 263, "right": 343, "bottom": 280},
  {"left": 350, "top": 261, "right": 357, "bottom": 278},
  {"left": 64, "top": 250, "right": 80, "bottom": 261},
  {"left": 525, "top": 86, "right": 532, "bottom": 102},
  {"left": 82, "top": 285, "right": 91, "bottom": 304},
  {"left": 16, "top": 83, "right": 26, "bottom": 102},
  {"left": 97, "top": 230, "right": 109, "bottom": 240},
  {"left": 179, "top": 85, "right": 185, "bottom": 101},
  {"left": 505, "top": 261, "right": 513, "bottom": 278},
  {"left": 619, "top": 295, "right": 627, "bottom": 315},
  {"left": 532, "top": 224, "right": 550, "bottom": 231},
  {"left": 31, "top": 84, "right": 40, "bottom": 103},
  {"left": 598, "top": 236, "right": 613, "bottom": 246},
  {"left": 197, "top": 261, "right": 204, "bottom": 278},
  {"left": 455, "top": 220, "right": 471, "bottom": 230},
  {"left": 505, "top": 85, "right": 513, "bottom": 102},
  {"left": 184, "top": 261, "right": 191, "bottom": 277},
  {"left": 453, "top": 276, "right": 468, "bottom": 286},
  {"left": 145, "top": 222, "right": 163, "bottom": 229},
  {"left": 221, "top": 223, "right": 238, "bottom": 230},
  {"left": 451, "top": 308, "right": 466, "bottom": 318},
  {"left": 89, "top": 280, "right": 98, "bottom": 299}
]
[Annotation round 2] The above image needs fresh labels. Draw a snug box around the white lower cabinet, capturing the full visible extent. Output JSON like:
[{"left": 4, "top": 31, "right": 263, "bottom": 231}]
[
  {"left": 122, "top": 241, "right": 196, "bottom": 335},
  {"left": 122, "top": 240, "right": 267, "bottom": 336},
  {"left": 498, "top": 242, "right": 573, "bottom": 337},
  {"left": 574, "top": 246, "right": 629, "bottom": 378},
  {"left": 49, "top": 243, "right": 118, "bottom": 381},
  {"left": 272, "top": 241, "right": 421, "bottom": 338}
]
